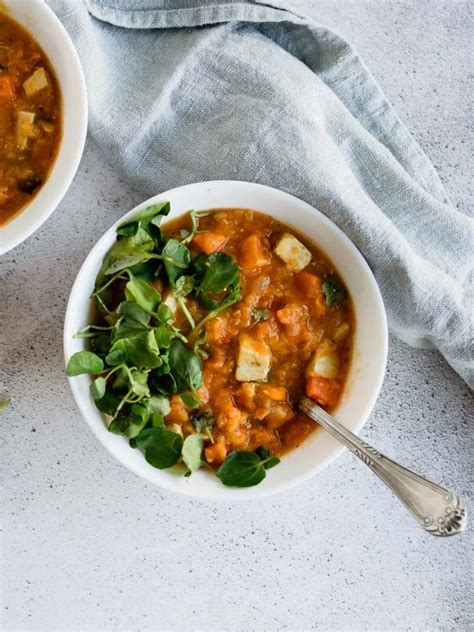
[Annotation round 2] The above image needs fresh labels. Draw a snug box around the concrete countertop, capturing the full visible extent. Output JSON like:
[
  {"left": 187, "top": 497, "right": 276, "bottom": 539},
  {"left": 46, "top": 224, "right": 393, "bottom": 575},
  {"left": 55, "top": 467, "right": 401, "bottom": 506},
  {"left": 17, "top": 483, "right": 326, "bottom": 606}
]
[{"left": 1, "top": 1, "right": 471, "bottom": 630}]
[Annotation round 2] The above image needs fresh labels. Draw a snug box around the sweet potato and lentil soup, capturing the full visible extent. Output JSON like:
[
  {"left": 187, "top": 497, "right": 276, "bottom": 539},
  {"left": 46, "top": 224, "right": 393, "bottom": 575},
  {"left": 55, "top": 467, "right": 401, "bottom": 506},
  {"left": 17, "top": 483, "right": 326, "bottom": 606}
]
[
  {"left": 67, "top": 205, "right": 354, "bottom": 487},
  {"left": 162, "top": 210, "right": 354, "bottom": 463},
  {"left": 0, "top": 12, "right": 61, "bottom": 225}
]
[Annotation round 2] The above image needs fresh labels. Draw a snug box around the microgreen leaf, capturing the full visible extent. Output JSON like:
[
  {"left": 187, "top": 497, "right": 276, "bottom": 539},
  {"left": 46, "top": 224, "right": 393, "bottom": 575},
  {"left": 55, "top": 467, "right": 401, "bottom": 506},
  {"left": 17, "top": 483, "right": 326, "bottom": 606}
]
[
  {"left": 131, "top": 427, "right": 183, "bottom": 469},
  {"left": 190, "top": 411, "right": 215, "bottom": 442},
  {"left": 217, "top": 448, "right": 280, "bottom": 486},
  {"left": 66, "top": 351, "right": 104, "bottom": 376},
  {"left": 118, "top": 202, "right": 170, "bottom": 235},
  {"left": 108, "top": 403, "right": 149, "bottom": 438},
  {"left": 154, "top": 326, "right": 173, "bottom": 349},
  {"left": 195, "top": 252, "right": 239, "bottom": 296},
  {"left": 180, "top": 391, "right": 202, "bottom": 409},
  {"left": 174, "top": 275, "right": 194, "bottom": 299},
  {"left": 145, "top": 395, "right": 171, "bottom": 416},
  {"left": 90, "top": 377, "right": 107, "bottom": 400},
  {"left": 251, "top": 308, "right": 270, "bottom": 323},
  {"left": 128, "top": 368, "right": 150, "bottom": 398},
  {"left": 162, "top": 239, "right": 191, "bottom": 286},
  {"left": 255, "top": 446, "right": 280, "bottom": 470},
  {"left": 216, "top": 451, "right": 266, "bottom": 488},
  {"left": 322, "top": 276, "right": 347, "bottom": 306},
  {"left": 111, "top": 331, "right": 161, "bottom": 369},
  {"left": 95, "top": 390, "right": 122, "bottom": 416},
  {"left": 182, "top": 434, "right": 204, "bottom": 473},
  {"left": 125, "top": 274, "right": 161, "bottom": 314},
  {"left": 168, "top": 341, "right": 203, "bottom": 392},
  {"left": 105, "top": 349, "right": 126, "bottom": 366}
]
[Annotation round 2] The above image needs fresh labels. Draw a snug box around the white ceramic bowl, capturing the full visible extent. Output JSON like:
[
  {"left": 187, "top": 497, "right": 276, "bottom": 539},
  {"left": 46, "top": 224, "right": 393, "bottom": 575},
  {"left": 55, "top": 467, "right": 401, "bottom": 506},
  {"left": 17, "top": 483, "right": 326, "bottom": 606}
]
[
  {"left": 64, "top": 181, "right": 388, "bottom": 500},
  {"left": 0, "top": 0, "right": 87, "bottom": 255}
]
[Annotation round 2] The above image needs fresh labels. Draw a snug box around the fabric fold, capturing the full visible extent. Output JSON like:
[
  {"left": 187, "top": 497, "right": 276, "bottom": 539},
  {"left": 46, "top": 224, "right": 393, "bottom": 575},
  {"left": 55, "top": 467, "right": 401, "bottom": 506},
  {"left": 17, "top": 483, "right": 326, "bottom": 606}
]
[{"left": 47, "top": 0, "right": 473, "bottom": 385}]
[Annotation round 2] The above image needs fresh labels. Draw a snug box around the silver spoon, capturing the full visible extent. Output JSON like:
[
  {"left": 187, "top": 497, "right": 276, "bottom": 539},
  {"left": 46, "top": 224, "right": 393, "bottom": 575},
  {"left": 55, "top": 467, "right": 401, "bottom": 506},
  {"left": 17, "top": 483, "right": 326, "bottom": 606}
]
[{"left": 299, "top": 396, "right": 467, "bottom": 536}]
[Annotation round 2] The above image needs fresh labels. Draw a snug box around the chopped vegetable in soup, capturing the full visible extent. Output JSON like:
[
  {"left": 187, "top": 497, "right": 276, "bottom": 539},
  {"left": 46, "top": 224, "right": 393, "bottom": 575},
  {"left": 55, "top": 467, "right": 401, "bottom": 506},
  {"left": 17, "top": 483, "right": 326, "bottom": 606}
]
[
  {"left": 66, "top": 206, "right": 354, "bottom": 488},
  {"left": 0, "top": 12, "right": 61, "bottom": 225}
]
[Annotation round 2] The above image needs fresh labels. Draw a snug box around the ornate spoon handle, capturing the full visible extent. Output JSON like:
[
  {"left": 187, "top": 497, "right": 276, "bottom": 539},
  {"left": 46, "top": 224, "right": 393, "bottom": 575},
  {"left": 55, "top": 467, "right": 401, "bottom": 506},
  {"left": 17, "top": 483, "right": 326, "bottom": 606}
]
[{"left": 299, "top": 397, "right": 467, "bottom": 536}]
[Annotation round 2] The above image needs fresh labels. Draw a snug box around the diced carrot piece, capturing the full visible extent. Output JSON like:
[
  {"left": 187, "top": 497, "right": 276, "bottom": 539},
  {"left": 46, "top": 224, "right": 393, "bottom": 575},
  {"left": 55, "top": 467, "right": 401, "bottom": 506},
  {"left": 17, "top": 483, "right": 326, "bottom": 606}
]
[
  {"left": 296, "top": 271, "right": 326, "bottom": 316},
  {"left": 305, "top": 376, "right": 340, "bottom": 408},
  {"left": 239, "top": 234, "right": 271, "bottom": 268},
  {"left": 166, "top": 395, "right": 189, "bottom": 424},
  {"left": 253, "top": 320, "right": 272, "bottom": 341},
  {"left": 193, "top": 232, "right": 228, "bottom": 254},
  {"left": 204, "top": 438, "right": 227, "bottom": 465},
  {"left": 296, "top": 271, "right": 320, "bottom": 297},
  {"left": 260, "top": 384, "right": 287, "bottom": 401},
  {"left": 206, "top": 316, "right": 231, "bottom": 344},
  {"left": 0, "top": 76, "right": 15, "bottom": 101},
  {"left": 235, "top": 382, "right": 257, "bottom": 411},
  {"left": 276, "top": 302, "right": 307, "bottom": 325}
]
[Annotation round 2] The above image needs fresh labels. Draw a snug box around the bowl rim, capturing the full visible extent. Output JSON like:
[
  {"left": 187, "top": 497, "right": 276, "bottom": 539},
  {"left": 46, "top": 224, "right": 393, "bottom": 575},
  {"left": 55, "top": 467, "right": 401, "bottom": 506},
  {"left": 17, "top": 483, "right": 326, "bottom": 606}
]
[
  {"left": 0, "top": 0, "right": 88, "bottom": 255},
  {"left": 64, "top": 180, "right": 388, "bottom": 501}
]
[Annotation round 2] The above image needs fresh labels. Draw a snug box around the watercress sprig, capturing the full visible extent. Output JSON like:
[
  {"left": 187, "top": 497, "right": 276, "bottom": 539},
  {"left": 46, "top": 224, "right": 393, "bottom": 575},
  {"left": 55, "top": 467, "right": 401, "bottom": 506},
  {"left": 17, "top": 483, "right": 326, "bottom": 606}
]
[{"left": 66, "top": 203, "right": 280, "bottom": 487}]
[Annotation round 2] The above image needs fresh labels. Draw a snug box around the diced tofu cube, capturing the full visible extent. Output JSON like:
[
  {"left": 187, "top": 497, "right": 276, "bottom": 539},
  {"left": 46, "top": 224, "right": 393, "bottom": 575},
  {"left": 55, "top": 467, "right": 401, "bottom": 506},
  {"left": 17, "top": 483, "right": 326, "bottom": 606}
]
[
  {"left": 306, "top": 339, "right": 339, "bottom": 379},
  {"left": 16, "top": 111, "right": 36, "bottom": 150},
  {"left": 333, "top": 322, "right": 350, "bottom": 343},
  {"left": 274, "top": 233, "right": 312, "bottom": 272},
  {"left": 23, "top": 67, "right": 49, "bottom": 97},
  {"left": 236, "top": 333, "right": 271, "bottom": 382}
]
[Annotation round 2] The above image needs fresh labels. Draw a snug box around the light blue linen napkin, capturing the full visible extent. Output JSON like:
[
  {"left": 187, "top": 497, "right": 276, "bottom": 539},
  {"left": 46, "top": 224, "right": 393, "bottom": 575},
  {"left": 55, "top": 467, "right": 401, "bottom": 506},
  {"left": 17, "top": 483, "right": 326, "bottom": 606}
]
[{"left": 48, "top": 0, "right": 473, "bottom": 386}]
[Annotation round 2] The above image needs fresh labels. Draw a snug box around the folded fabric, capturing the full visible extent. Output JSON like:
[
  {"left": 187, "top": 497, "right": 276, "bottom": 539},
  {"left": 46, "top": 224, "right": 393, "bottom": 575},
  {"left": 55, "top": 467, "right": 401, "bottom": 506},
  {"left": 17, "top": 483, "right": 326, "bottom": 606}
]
[{"left": 47, "top": 0, "right": 473, "bottom": 386}]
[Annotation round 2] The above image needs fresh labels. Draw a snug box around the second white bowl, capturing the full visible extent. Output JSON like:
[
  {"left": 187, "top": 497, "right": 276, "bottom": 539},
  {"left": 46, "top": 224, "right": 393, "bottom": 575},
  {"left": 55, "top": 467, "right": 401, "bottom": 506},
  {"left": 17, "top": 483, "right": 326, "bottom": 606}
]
[{"left": 0, "top": 0, "right": 87, "bottom": 255}]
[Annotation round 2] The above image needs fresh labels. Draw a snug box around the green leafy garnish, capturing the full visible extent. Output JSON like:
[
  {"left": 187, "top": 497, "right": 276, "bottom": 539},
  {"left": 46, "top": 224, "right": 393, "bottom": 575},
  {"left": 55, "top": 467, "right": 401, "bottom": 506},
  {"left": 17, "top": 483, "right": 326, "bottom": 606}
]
[
  {"left": 66, "top": 204, "right": 285, "bottom": 488},
  {"left": 66, "top": 351, "right": 104, "bottom": 376},
  {"left": 162, "top": 239, "right": 191, "bottom": 286},
  {"left": 168, "top": 340, "right": 203, "bottom": 392},
  {"left": 109, "top": 403, "right": 149, "bottom": 438},
  {"left": 251, "top": 308, "right": 270, "bottom": 323},
  {"left": 216, "top": 448, "right": 280, "bottom": 488},
  {"left": 192, "top": 253, "right": 241, "bottom": 336},
  {"left": 131, "top": 427, "right": 183, "bottom": 469},
  {"left": 125, "top": 273, "right": 161, "bottom": 314},
  {"left": 180, "top": 391, "right": 202, "bottom": 409},
  {"left": 182, "top": 434, "right": 204, "bottom": 473},
  {"left": 322, "top": 276, "right": 347, "bottom": 306},
  {"left": 190, "top": 411, "right": 215, "bottom": 442},
  {"left": 90, "top": 377, "right": 107, "bottom": 400},
  {"left": 111, "top": 331, "right": 161, "bottom": 369}
]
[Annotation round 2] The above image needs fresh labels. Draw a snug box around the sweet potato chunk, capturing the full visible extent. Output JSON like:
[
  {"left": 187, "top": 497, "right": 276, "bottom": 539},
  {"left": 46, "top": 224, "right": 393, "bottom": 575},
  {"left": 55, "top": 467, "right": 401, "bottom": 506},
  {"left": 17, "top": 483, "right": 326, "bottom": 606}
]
[
  {"left": 239, "top": 234, "right": 272, "bottom": 268},
  {"left": 306, "top": 376, "right": 340, "bottom": 408},
  {"left": 193, "top": 232, "right": 228, "bottom": 254},
  {"left": 0, "top": 76, "right": 15, "bottom": 101}
]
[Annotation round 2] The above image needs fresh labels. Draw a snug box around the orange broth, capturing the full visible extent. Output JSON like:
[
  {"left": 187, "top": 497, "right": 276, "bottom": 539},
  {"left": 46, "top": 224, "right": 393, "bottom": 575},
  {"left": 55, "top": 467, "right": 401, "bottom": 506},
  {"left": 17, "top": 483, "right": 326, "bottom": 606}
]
[{"left": 159, "top": 209, "right": 354, "bottom": 464}]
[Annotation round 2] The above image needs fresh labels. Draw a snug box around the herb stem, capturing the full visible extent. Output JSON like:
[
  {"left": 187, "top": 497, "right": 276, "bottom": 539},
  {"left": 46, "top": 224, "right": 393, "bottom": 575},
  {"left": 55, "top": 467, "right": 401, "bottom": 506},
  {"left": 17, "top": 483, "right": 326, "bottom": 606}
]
[
  {"left": 147, "top": 254, "right": 189, "bottom": 269},
  {"left": 93, "top": 270, "right": 128, "bottom": 296},
  {"left": 177, "top": 296, "right": 195, "bottom": 329},
  {"left": 95, "top": 293, "right": 112, "bottom": 314}
]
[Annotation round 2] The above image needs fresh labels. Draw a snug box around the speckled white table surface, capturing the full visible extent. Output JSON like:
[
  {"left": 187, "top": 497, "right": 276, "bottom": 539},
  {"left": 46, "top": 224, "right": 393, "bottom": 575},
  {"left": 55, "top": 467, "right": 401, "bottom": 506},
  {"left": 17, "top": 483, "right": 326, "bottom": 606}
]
[{"left": 1, "top": 1, "right": 472, "bottom": 631}]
